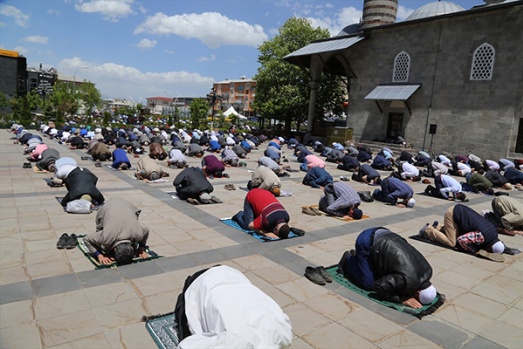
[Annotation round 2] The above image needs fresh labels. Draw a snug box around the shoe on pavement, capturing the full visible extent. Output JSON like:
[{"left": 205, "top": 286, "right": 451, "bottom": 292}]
[
  {"left": 302, "top": 207, "right": 317, "bottom": 216},
  {"left": 66, "top": 234, "right": 78, "bottom": 249},
  {"left": 95, "top": 161, "right": 102, "bottom": 167},
  {"left": 304, "top": 266, "right": 326, "bottom": 285},
  {"left": 187, "top": 198, "right": 200, "bottom": 205},
  {"left": 310, "top": 207, "right": 322, "bottom": 216},
  {"left": 57, "top": 233, "right": 69, "bottom": 249},
  {"left": 316, "top": 266, "right": 332, "bottom": 283},
  {"left": 477, "top": 250, "right": 505, "bottom": 262},
  {"left": 290, "top": 227, "right": 305, "bottom": 236},
  {"left": 340, "top": 175, "right": 350, "bottom": 181}
]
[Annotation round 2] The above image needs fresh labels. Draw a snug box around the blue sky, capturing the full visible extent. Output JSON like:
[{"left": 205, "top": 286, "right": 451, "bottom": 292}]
[{"left": 1, "top": 0, "right": 489, "bottom": 102}]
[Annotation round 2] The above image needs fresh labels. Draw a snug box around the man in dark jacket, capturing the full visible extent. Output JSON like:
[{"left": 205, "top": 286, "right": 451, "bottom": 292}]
[
  {"left": 338, "top": 227, "right": 437, "bottom": 308},
  {"left": 61, "top": 167, "right": 105, "bottom": 207},
  {"left": 372, "top": 177, "right": 415, "bottom": 207},
  {"left": 302, "top": 167, "right": 333, "bottom": 189},
  {"left": 36, "top": 148, "right": 60, "bottom": 172},
  {"left": 173, "top": 167, "right": 219, "bottom": 204},
  {"left": 421, "top": 204, "right": 505, "bottom": 260}
]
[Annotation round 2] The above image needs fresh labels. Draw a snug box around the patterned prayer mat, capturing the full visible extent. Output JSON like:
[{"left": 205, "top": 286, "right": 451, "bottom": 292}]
[
  {"left": 410, "top": 235, "right": 521, "bottom": 256},
  {"left": 145, "top": 313, "right": 179, "bottom": 349},
  {"left": 77, "top": 236, "right": 161, "bottom": 269},
  {"left": 220, "top": 218, "right": 303, "bottom": 242},
  {"left": 326, "top": 265, "right": 445, "bottom": 318}
]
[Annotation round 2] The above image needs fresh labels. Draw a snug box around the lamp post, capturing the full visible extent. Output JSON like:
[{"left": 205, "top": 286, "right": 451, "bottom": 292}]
[
  {"left": 207, "top": 88, "right": 218, "bottom": 130},
  {"left": 72, "top": 66, "right": 89, "bottom": 95}
]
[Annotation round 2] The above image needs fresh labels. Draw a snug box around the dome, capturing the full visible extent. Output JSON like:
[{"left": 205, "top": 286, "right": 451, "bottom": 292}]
[
  {"left": 336, "top": 23, "right": 362, "bottom": 37},
  {"left": 406, "top": 1, "right": 465, "bottom": 21}
]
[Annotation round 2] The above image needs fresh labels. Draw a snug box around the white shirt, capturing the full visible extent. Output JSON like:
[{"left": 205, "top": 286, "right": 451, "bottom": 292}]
[
  {"left": 485, "top": 159, "right": 500, "bottom": 171},
  {"left": 180, "top": 266, "right": 292, "bottom": 349},
  {"left": 439, "top": 175, "right": 462, "bottom": 199},
  {"left": 169, "top": 148, "right": 186, "bottom": 162},
  {"left": 401, "top": 162, "right": 419, "bottom": 179}
]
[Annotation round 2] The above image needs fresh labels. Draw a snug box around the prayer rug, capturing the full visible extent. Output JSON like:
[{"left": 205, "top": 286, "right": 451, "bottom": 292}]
[
  {"left": 55, "top": 197, "right": 103, "bottom": 211},
  {"left": 144, "top": 313, "right": 179, "bottom": 349},
  {"left": 128, "top": 174, "right": 169, "bottom": 183},
  {"left": 302, "top": 205, "right": 369, "bottom": 221},
  {"left": 409, "top": 235, "right": 521, "bottom": 256},
  {"left": 325, "top": 265, "right": 445, "bottom": 318},
  {"left": 76, "top": 236, "right": 162, "bottom": 269},
  {"left": 220, "top": 218, "right": 303, "bottom": 242},
  {"left": 33, "top": 166, "right": 48, "bottom": 173}
]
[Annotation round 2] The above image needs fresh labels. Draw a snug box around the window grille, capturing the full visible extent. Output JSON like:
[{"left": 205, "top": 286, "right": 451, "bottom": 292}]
[
  {"left": 470, "top": 43, "right": 495, "bottom": 80},
  {"left": 392, "top": 51, "right": 410, "bottom": 82}
]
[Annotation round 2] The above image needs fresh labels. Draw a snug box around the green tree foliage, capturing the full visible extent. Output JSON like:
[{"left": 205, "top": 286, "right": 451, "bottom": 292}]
[
  {"left": 10, "top": 95, "right": 31, "bottom": 124},
  {"left": 77, "top": 80, "right": 102, "bottom": 115},
  {"left": 0, "top": 92, "right": 8, "bottom": 110},
  {"left": 50, "top": 83, "right": 78, "bottom": 122},
  {"left": 253, "top": 17, "right": 346, "bottom": 133},
  {"left": 189, "top": 98, "right": 210, "bottom": 130}
]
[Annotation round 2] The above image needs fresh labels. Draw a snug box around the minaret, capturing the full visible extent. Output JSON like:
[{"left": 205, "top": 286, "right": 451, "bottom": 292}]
[{"left": 361, "top": 0, "right": 398, "bottom": 29}]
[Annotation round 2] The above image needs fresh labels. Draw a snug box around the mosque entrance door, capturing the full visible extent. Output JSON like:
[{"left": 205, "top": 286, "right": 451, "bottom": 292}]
[
  {"left": 386, "top": 112, "right": 404, "bottom": 140},
  {"left": 516, "top": 118, "right": 523, "bottom": 153}
]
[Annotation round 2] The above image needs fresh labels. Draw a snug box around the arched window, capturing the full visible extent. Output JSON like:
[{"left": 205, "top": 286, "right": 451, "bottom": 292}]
[
  {"left": 470, "top": 43, "right": 495, "bottom": 80},
  {"left": 392, "top": 51, "right": 410, "bottom": 82}
]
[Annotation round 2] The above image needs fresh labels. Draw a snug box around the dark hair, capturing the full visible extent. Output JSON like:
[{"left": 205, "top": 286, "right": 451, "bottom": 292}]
[
  {"left": 114, "top": 242, "right": 134, "bottom": 265},
  {"left": 215, "top": 170, "right": 223, "bottom": 178},
  {"left": 351, "top": 208, "right": 363, "bottom": 220},
  {"left": 277, "top": 223, "right": 290, "bottom": 239},
  {"left": 456, "top": 192, "right": 467, "bottom": 201}
]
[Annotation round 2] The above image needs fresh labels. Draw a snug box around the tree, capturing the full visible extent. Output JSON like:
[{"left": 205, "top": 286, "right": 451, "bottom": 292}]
[
  {"left": 253, "top": 17, "right": 346, "bottom": 134},
  {"left": 77, "top": 81, "right": 102, "bottom": 116},
  {"left": 49, "top": 83, "right": 77, "bottom": 123},
  {"left": 189, "top": 98, "right": 210, "bottom": 130}
]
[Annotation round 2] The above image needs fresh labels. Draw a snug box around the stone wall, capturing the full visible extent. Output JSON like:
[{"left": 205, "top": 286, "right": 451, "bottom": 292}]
[{"left": 344, "top": 4, "right": 523, "bottom": 160}]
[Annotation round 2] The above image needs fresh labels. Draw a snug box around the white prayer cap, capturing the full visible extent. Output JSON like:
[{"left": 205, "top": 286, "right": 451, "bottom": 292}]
[
  {"left": 419, "top": 285, "right": 437, "bottom": 304},
  {"left": 407, "top": 198, "right": 416, "bottom": 208},
  {"left": 491, "top": 241, "right": 505, "bottom": 254}
]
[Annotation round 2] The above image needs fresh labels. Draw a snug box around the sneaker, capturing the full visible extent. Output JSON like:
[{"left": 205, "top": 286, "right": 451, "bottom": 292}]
[
  {"left": 66, "top": 234, "right": 78, "bottom": 249},
  {"left": 302, "top": 207, "right": 317, "bottom": 216},
  {"left": 57, "top": 233, "right": 69, "bottom": 249},
  {"left": 419, "top": 223, "right": 430, "bottom": 239},
  {"left": 239, "top": 162, "right": 247, "bottom": 167},
  {"left": 477, "top": 250, "right": 505, "bottom": 262},
  {"left": 304, "top": 266, "right": 326, "bottom": 285},
  {"left": 282, "top": 172, "right": 290, "bottom": 177},
  {"left": 95, "top": 161, "right": 102, "bottom": 167},
  {"left": 187, "top": 198, "right": 200, "bottom": 205},
  {"left": 23, "top": 162, "right": 31, "bottom": 168},
  {"left": 316, "top": 266, "right": 332, "bottom": 283},
  {"left": 290, "top": 227, "right": 305, "bottom": 236},
  {"left": 340, "top": 175, "right": 350, "bottom": 181},
  {"left": 223, "top": 173, "right": 230, "bottom": 178},
  {"left": 210, "top": 196, "right": 222, "bottom": 204}
]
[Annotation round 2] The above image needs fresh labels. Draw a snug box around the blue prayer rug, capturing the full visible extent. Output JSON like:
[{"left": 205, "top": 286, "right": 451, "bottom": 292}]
[{"left": 220, "top": 218, "right": 303, "bottom": 242}]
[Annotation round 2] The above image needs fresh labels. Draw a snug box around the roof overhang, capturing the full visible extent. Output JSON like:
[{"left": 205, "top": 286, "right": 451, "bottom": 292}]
[
  {"left": 365, "top": 84, "right": 421, "bottom": 100},
  {"left": 283, "top": 36, "right": 364, "bottom": 73}
]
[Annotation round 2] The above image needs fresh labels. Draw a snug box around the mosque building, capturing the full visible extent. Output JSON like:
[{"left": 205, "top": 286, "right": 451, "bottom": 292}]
[{"left": 284, "top": 0, "right": 523, "bottom": 160}]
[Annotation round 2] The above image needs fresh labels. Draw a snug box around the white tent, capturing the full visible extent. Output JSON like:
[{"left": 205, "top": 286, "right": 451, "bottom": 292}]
[{"left": 223, "top": 106, "right": 247, "bottom": 120}]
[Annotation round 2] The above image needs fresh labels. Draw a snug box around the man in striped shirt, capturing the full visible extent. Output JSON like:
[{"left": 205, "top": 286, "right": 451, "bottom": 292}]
[
  {"left": 319, "top": 182, "right": 363, "bottom": 219},
  {"left": 221, "top": 147, "right": 239, "bottom": 166}
]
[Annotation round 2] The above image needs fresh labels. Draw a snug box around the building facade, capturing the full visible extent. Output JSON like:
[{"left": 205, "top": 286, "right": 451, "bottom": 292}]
[
  {"left": 285, "top": 0, "right": 523, "bottom": 160},
  {"left": 213, "top": 77, "right": 256, "bottom": 117},
  {"left": 0, "top": 49, "right": 27, "bottom": 99}
]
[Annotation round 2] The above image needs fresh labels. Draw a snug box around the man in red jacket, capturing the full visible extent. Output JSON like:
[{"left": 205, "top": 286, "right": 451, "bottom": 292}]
[{"left": 232, "top": 188, "right": 290, "bottom": 239}]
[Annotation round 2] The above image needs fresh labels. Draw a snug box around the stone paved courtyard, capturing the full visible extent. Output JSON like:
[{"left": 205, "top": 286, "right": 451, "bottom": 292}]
[{"left": 1, "top": 129, "right": 522, "bottom": 349}]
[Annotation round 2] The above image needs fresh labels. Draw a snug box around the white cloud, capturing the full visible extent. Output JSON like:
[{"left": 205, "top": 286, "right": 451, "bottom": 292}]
[
  {"left": 164, "top": 49, "right": 175, "bottom": 55},
  {"left": 135, "top": 12, "right": 268, "bottom": 48},
  {"left": 396, "top": 5, "right": 415, "bottom": 22},
  {"left": 301, "top": 6, "right": 361, "bottom": 37},
  {"left": 23, "top": 35, "right": 49, "bottom": 44},
  {"left": 58, "top": 57, "right": 215, "bottom": 99},
  {"left": 75, "top": 0, "right": 134, "bottom": 22},
  {"left": 13, "top": 46, "right": 29, "bottom": 55},
  {"left": 196, "top": 54, "right": 216, "bottom": 62},
  {"left": 47, "top": 9, "right": 61, "bottom": 16},
  {"left": 0, "top": 4, "right": 30, "bottom": 27},
  {"left": 135, "top": 38, "right": 157, "bottom": 49}
]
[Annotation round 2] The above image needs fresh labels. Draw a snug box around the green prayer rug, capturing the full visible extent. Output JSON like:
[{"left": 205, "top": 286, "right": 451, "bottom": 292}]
[
  {"left": 145, "top": 313, "right": 179, "bottom": 349},
  {"left": 326, "top": 265, "right": 445, "bottom": 318},
  {"left": 77, "top": 236, "right": 162, "bottom": 269}
]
